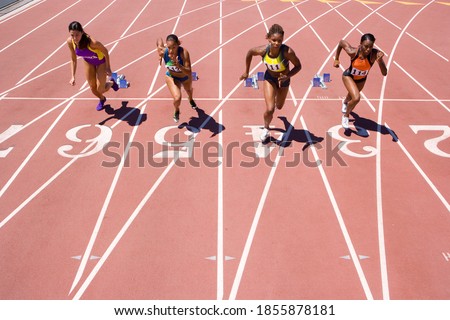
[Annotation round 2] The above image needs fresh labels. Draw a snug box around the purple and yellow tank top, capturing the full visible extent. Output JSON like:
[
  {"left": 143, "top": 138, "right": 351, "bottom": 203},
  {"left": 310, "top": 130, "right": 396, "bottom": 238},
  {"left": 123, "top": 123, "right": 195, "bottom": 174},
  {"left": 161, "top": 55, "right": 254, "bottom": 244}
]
[{"left": 72, "top": 39, "right": 105, "bottom": 66}]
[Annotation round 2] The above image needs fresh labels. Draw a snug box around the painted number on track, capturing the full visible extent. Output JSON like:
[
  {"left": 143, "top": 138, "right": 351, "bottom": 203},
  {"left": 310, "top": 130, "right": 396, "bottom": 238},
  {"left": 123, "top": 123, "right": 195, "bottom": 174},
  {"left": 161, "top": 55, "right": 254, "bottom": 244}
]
[
  {"left": 0, "top": 125, "right": 23, "bottom": 158},
  {"left": 328, "top": 125, "right": 377, "bottom": 158},
  {"left": 58, "top": 124, "right": 112, "bottom": 158},
  {"left": 410, "top": 125, "right": 450, "bottom": 158}
]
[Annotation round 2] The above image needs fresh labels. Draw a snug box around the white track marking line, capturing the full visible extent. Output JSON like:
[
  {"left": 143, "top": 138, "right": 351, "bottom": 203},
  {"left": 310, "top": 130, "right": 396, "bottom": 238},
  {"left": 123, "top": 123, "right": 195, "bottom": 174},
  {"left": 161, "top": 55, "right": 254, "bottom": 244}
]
[
  {"left": 0, "top": 99, "right": 74, "bottom": 228},
  {"left": 0, "top": 0, "right": 237, "bottom": 96},
  {"left": 69, "top": 0, "right": 159, "bottom": 293},
  {"left": 394, "top": 61, "right": 450, "bottom": 112},
  {"left": 376, "top": 0, "right": 436, "bottom": 300},
  {"left": 361, "top": 2, "right": 448, "bottom": 61},
  {"left": 68, "top": 102, "right": 149, "bottom": 294},
  {"left": 300, "top": 116, "right": 373, "bottom": 295},
  {"left": 216, "top": 1, "right": 225, "bottom": 300},
  {"left": 0, "top": 1, "right": 81, "bottom": 54},
  {"left": 294, "top": 4, "right": 330, "bottom": 52},
  {"left": 72, "top": 0, "right": 317, "bottom": 297},
  {"left": 0, "top": 0, "right": 271, "bottom": 228},
  {"left": 17, "top": 1, "right": 117, "bottom": 85},
  {"left": 385, "top": 122, "right": 450, "bottom": 212},
  {"left": 0, "top": 0, "right": 46, "bottom": 23},
  {"left": 217, "top": 110, "right": 224, "bottom": 300},
  {"left": 406, "top": 32, "right": 448, "bottom": 62},
  {"left": 0, "top": 92, "right": 89, "bottom": 198},
  {"left": 230, "top": 0, "right": 397, "bottom": 301},
  {"left": 72, "top": 159, "right": 176, "bottom": 300}
]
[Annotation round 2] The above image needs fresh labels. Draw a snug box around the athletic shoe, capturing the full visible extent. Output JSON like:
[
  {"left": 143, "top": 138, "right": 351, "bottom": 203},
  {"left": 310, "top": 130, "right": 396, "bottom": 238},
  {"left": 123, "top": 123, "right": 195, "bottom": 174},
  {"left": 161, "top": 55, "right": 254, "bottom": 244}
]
[
  {"left": 111, "top": 80, "right": 119, "bottom": 91},
  {"left": 96, "top": 98, "right": 106, "bottom": 111},
  {"left": 260, "top": 128, "right": 270, "bottom": 142},
  {"left": 173, "top": 111, "right": 180, "bottom": 123},
  {"left": 341, "top": 100, "right": 347, "bottom": 113},
  {"left": 189, "top": 100, "right": 197, "bottom": 109},
  {"left": 342, "top": 115, "right": 349, "bottom": 129}
]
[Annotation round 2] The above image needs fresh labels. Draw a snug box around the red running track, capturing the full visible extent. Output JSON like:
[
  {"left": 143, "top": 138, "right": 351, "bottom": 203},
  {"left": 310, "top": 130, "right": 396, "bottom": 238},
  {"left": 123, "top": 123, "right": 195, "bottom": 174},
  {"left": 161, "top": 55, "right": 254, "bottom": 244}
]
[{"left": 0, "top": 0, "right": 449, "bottom": 301}]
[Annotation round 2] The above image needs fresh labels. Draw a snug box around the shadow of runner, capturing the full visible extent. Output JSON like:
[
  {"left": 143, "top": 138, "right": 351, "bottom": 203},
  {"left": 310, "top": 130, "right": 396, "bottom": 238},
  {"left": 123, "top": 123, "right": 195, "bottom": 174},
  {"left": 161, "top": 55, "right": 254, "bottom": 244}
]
[
  {"left": 269, "top": 116, "right": 324, "bottom": 150},
  {"left": 99, "top": 101, "right": 147, "bottom": 126},
  {"left": 346, "top": 112, "right": 398, "bottom": 142},
  {"left": 177, "top": 107, "right": 225, "bottom": 137}
]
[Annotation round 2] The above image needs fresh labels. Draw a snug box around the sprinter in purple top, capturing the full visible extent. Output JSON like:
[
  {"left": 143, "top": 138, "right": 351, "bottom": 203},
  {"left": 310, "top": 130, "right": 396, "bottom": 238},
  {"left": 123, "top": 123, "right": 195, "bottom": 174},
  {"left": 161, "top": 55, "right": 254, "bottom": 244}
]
[{"left": 67, "top": 21, "right": 119, "bottom": 111}]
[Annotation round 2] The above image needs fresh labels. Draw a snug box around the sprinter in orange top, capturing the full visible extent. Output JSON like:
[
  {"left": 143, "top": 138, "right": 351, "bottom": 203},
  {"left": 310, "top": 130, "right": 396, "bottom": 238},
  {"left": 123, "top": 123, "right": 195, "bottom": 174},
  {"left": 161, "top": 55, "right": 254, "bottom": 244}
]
[{"left": 333, "top": 33, "right": 387, "bottom": 129}]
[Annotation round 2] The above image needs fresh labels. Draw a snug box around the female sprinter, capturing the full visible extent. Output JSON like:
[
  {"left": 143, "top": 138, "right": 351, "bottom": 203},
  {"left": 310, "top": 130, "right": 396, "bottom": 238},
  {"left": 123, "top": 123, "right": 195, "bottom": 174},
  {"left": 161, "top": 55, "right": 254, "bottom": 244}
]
[
  {"left": 333, "top": 33, "right": 387, "bottom": 129},
  {"left": 239, "top": 24, "right": 301, "bottom": 142},
  {"left": 67, "top": 21, "right": 119, "bottom": 111},
  {"left": 156, "top": 34, "right": 197, "bottom": 123}
]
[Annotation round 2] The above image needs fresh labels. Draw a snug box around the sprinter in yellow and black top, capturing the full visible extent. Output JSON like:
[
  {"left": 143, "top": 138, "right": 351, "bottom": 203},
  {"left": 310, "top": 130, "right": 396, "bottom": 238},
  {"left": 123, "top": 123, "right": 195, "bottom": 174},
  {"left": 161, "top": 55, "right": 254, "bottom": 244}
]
[
  {"left": 333, "top": 33, "right": 387, "bottom": 129},
  {"left": 240, "top": 24, "right": 301, "bottom": 142}
]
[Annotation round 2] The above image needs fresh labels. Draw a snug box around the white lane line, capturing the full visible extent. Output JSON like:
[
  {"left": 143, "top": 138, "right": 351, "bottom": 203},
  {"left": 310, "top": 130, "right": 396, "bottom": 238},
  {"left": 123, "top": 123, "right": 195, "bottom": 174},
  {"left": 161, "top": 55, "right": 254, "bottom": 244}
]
[
  {"left": 72, "top": 159, "right": 177, "bottom": 300},
  {"left": 216, "top": 0, "right": 225, "bottom": 300},
  {"left": 0, "top": 99, "right": 74, "bottom": 228},
  {"left": 0, "top": 0, "right": 46, "bottom": 23},
  {"left": 385, "top": 122, "right": 450, "bottom": 212},
  {"left": 1, "top": 0, "right": 242, "bottom": 96},
  {"left": 68, "top": 102, "right": 149, "bottom": 294},
  {"left": 375, "top": 0, "right": 437, "bottom": 300},
  {"left": 361, "top": 2, "right": 448, "bottom": 61},
  {"left": 2, "top": 96, "right": 450, "bottom": 102},
  {"left": 0, "top": 0, "right": 271, "bottom": 228},
  {"left": 69, "top": 0, "right": 164, "bottom": 294},
  {"left": 72, "top": 0, "right": 310, "bottom": 296},
  {"left": 72, "top": 50, "right": 263, "bottom": 301},
  {"left": 217, "top": 110, "right": 224, "bottom": 300},
  {"left": 300, "top": 116, "right": 372, "bottom": 295},
  {"left": 230, "top": 0, "right": 374, "bottom": 301},
  {"left": 394, "top": 61, "right": 450, "bottom": 112},
  {"left": 0, "top": 1, "right": 81, "bottom": 53},
  {"left": 406, "top": 32, "right": 448, "bottom": 62}
]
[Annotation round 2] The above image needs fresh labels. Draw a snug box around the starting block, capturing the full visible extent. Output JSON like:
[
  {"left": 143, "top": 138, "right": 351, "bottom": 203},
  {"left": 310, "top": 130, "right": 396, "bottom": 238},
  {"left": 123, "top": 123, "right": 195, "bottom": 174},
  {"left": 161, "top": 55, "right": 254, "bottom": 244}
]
[
  {"left": 311, "top": 72, "right": 331, "bottom": 89},
  {"left": 111, "top": 72, "right": 130, "bottom": 88},
  {"left": 192, "top": 72, "right": 199, "bottom": 81},
  {"left": 244, "top": 72, "right": 264, "bottom": 89}
]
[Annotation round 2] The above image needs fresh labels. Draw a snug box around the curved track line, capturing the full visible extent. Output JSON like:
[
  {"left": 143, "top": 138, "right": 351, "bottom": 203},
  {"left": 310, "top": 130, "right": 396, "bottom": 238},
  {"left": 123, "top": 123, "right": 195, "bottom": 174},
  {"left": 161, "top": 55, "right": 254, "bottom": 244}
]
[
  {"left": 0, "top": 0, "right": 46, "bottom": 23},
  {"left": 17, "top": 0, "right": 118, "bottom": 85},
  {"left": 375, "top": 0, "right": 436, "bottom": 300},
  {"left": 69, "top": 0, "right": 189, "bottom": 296},
  {"left": 0, "top": 0, "right": 81, "bottom": 54},
  {"left": 0, "top": 99, "right": 74, "bottom": 228},
  {"left": 229, "top": 0, "right": 389, "bottom": 301}
]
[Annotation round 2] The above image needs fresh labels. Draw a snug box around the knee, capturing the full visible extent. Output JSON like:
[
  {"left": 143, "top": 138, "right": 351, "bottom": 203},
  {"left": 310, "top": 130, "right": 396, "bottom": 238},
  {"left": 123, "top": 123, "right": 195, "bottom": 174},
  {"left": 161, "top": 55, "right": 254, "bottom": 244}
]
[
  {"left": 88, "top": 81, "right": 97, "bottom": 92},
  {"left": 352, "top": 93, "right": 361, "bottom": 104},
  {"left": 173, "top": 94, "right": 182, "bottom": 105}
]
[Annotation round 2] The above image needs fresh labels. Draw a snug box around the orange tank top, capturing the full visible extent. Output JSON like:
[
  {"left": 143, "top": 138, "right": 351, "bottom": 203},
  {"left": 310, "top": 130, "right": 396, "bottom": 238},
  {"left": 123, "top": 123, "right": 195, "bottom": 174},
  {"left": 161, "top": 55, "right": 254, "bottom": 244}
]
[{"left": 348, "top": 48, "right": 374, "bottom": 80}]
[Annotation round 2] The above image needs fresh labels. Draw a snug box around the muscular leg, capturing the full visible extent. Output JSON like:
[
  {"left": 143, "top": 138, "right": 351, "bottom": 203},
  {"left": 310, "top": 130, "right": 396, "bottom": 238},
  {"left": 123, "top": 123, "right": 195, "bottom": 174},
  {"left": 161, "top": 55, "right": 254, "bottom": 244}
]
[
  {"left": 84, "top": 61, "right": 105, "bottom": 100},
  {"left": 342, "top": 76, "right": 365, "bottom": 118},
  {"left": 275, "top": 86, "right": 289, "bottom": 110},
  {"left": 182, "top": 77, "right": 194, "bottom": 101},
  {"left": 263, "top": 80, "right": 277, "bottom": 129},
  {"left": 95, "top": 63, "right": 112, "bottom": 95},
  {"left": 166, "top": 75, "right": 182, "bottom": 114}
]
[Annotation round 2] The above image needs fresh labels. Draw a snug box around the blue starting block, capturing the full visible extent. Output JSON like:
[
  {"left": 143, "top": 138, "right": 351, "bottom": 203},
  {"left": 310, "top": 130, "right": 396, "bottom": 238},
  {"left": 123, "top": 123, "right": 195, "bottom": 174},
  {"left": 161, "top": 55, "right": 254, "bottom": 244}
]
[
  {"left": 244, "top": 72, "right": 264, "bottom": 89},
  {"left": 192, "top": 72, "right": 199, "bottom": 81},
  {"left": 111, "top": 72, "right": 130, "bottom": 88},
  {"left": 311, "top": 73, "right": 331, "bottom": 89}
]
